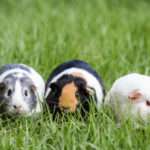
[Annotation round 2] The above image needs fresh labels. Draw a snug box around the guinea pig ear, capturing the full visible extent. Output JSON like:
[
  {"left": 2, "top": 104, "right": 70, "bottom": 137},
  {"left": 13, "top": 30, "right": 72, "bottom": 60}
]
[
  {"left": 74, "top": 78, "right": 94, "bottom": 95},
  {"left": 128, "top": 91, "right": 141, "bottom": 100},
  {"left": 50, "top": 82, "right": 59, "bottom": 92},
  {"left": 85, "top": 86, "right": 95, "bottom": 95},
  {"left": 30, "top": 85, "right": 36, "bottom": 92},
  {"left": 0, "top": 82, "right": 5, "bottom": 91}
]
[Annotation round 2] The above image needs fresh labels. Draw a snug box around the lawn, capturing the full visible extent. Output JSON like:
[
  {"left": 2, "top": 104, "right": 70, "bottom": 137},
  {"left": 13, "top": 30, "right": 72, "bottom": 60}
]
[{"left": 0, "top": 0, "right": 150, "bottom": 149}]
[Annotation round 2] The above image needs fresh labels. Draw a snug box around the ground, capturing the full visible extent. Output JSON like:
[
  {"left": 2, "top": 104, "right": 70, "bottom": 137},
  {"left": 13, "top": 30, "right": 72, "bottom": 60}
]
[{"left": 0, "top": 0, "right": 150, "bottom": 149}]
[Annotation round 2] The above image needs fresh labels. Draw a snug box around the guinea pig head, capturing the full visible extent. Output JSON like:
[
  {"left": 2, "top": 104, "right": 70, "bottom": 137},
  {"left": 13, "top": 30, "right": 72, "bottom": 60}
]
[
  {"left": 0, "top": 75, "right": 37, "bottom": 116},
  {"left": 46, "top": 75, "right": 95, "bottom": 114}
]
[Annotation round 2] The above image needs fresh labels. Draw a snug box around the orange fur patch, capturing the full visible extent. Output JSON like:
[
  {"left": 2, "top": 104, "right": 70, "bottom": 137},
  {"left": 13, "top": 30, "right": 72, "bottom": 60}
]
[{"left": 59, "top": 82, "right": 79, "bottom": 112}]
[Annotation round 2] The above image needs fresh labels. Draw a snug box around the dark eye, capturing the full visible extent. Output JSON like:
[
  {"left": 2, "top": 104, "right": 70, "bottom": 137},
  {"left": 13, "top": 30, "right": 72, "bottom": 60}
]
[
  {"left": 146, "top": 100, "right": 150, "bottom": 106},
  {"left": 7, "top": 89, "right": 12, "bottom": 96},
  {"left": 24, "top": 90, "right": 28, "bottom": 96},
  {"left": 75, "top": 92, "right": 79, "bottom": 98}
]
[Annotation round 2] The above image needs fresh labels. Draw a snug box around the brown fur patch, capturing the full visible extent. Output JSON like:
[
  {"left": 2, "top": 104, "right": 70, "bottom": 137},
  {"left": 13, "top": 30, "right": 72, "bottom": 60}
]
[
  {"left": 30, "top": 85, "right": 36, "bottom": 92},
  {"left": 59, "top": 82, "right": 79, "bottom": 112}
]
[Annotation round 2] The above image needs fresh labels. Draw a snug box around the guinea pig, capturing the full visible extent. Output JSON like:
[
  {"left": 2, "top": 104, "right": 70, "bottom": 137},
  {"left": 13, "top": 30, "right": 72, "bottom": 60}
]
[
  {"left": 45, "top": 60, "right": 105, "bottom": 115},
  {"left": 106, "top": 73, "right": 150, "bottom": 123},
  {"left": 0, "top": 64, "right": 45, "bottom": 117}
]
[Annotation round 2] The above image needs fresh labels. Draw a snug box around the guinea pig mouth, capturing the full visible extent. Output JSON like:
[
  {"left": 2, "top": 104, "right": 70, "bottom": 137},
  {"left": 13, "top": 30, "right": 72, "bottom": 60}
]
[
  {"left": 14, "top": 110, "right": 22, "bottom": 114},
  {"left": 61, "top": 105, "right": 80, "bottom": 114},
  {"left": 12, "top": 108, "right": 24, "bottom": 114},
  {"left": 61, "top": 107, "right": 70, "bottom": 114},
  {"left": 7, "top": 110, "right": 22, "bottom": 117}
]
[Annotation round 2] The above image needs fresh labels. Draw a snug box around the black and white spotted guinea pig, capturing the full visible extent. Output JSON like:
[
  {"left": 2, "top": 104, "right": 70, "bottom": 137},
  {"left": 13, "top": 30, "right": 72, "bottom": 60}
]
[
  {"left": 45, "top": 60, "right": 106, "bottom": 114},
  {"left": 0, "top": 64, "right": 45, "bottom": 117}
]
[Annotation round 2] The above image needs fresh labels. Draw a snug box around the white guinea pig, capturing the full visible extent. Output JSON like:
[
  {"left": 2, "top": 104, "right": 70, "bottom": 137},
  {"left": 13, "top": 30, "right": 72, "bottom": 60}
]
[
  {"left": 106, "top": 73, "right": 150, "bottom": 122},
  {"left": 0, "top": 64, "right": 45, "bottom": 117}
]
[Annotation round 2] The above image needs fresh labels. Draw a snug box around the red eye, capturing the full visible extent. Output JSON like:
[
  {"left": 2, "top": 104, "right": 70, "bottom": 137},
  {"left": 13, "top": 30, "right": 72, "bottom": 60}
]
[{"left": 146, "top": 100, "right": 150, "bottom": 106}]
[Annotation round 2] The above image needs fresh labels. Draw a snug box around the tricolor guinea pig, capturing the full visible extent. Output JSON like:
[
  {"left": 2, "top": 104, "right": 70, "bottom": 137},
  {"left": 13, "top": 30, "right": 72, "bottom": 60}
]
[
  {"left": 0, "top": 64, "right": 45, "bottom": 117},
  {"left": 106, "top": 73, "right": 150, "bottom": 122},
  {"left": 45, "top": 60, "right": 105, "bottom": 114}
]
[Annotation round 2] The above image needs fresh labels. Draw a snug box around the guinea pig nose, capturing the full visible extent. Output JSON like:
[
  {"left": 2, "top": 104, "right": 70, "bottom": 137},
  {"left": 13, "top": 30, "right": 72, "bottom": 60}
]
[{"left": 13, "top": 105, "right": 22, "bottom": 109}]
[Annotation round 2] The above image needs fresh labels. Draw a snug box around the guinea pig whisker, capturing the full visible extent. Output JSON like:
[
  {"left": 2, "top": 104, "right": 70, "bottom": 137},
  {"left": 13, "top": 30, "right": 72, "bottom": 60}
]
[
  {"left": 49, "top": 106, "right": 59, "bottom": 109},
  {"left": 46, "top": 101, "right": 59, "bottom": 105},
  {"left": 61, "top": 106, "right": 69, "bottom": 110}
]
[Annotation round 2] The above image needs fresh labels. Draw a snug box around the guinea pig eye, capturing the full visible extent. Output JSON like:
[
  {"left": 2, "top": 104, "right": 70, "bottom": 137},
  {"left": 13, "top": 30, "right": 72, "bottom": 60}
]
[
  {"left": 75, "top": 92, "right": 79, "bottom": 98},
  {"left": 7, "top": 89, "right": 12, "bottom": 96},
  {"left": 24, "top": 90, "right": 28, "bottom": 96},
  {"left": 146, "top": 100, "right": 150, "bottom": 106}
]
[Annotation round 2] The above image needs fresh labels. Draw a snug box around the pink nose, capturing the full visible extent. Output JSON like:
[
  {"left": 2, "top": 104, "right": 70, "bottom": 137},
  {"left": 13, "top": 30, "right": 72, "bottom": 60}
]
[{"left": 13, "top": 105, "right": 22, "bottom": 109}]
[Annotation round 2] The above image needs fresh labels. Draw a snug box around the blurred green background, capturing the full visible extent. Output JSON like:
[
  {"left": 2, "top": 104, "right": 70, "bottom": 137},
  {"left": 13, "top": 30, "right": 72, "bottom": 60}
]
[
  {"left": 0, "top": 0, "right": 150, "bottom": 149},
  {"left": 0, "top": 0, "right": 149, "bottom": 89}
]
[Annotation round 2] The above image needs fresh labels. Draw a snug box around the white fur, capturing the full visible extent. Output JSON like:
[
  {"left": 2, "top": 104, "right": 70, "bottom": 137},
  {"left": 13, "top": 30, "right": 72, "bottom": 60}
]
[
  {"left": 7, "top": 81, "right": 30, "bottom": 116},
  {"left": 45, "top": 68, "right": 104, "bottom": 106},
  {"left": 0, "top": 64, "right": 45, "bottom": 117},
  {"left": 106, "top": 73, "right": 150, "bottom": 122},
  {"left": 0, "top": 66, "right": 45, "bottom": 102},
  {"left": 21, "top": 64, "right": 45, "bottom": 100}
]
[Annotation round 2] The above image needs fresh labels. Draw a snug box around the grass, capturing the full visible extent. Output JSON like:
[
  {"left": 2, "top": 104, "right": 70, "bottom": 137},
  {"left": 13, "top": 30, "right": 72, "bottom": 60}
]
[{"left": 0, "top": 0, "right": 150, "bottom": 149}]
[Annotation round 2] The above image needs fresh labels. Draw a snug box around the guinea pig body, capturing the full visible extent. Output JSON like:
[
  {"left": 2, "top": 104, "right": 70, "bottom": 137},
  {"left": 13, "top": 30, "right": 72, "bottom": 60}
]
[
  {"left": 45, "top": 60, "right": 105, "bottom": 114},
  {"left": 106, "top": 73, "right": 150, "bottom": 122},
  {"left": 0, "top": 64, "right": 45, "bottom": 117}
]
